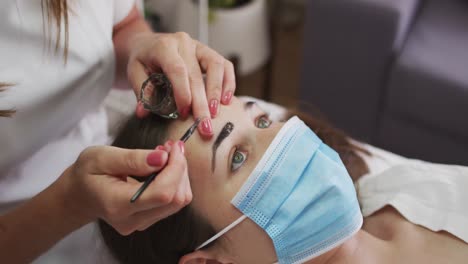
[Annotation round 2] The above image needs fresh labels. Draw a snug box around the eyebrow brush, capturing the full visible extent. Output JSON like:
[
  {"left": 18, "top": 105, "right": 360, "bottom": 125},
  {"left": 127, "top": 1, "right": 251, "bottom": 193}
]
[{"left": 130, "top": 118, "right": 201, "bottom": 203}]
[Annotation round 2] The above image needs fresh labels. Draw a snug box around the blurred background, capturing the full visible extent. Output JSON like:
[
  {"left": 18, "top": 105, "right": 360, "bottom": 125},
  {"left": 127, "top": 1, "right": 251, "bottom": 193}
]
[
  {"left": 141, "top": 0, "right": 304, "bottom": 107},
  {"left": 110, "top": 0, "right": 468, "bottom": 166}
]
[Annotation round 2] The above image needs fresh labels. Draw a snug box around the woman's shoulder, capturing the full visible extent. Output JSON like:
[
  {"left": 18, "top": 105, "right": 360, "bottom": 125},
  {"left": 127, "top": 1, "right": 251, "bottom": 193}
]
[{"left": 363, "top": 205, "right": 468, "bottom": 264}]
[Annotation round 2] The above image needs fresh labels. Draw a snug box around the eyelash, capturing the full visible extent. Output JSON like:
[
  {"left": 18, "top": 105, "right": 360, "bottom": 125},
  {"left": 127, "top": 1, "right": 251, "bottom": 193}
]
[
  {"left": 231, "top": 147, "right": 247, "bottom": 172},
  {"left": 230, "top": 113, "right": 272, "bottom": 172}
]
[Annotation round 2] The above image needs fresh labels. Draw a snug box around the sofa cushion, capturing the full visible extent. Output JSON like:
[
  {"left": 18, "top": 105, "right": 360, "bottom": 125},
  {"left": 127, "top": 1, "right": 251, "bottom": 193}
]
[
  {"left": 385, "top": 0, "right": 468, "bottom": 141},
  {"left": 377, "top": 114, "right": 468, "bottom": 165}
]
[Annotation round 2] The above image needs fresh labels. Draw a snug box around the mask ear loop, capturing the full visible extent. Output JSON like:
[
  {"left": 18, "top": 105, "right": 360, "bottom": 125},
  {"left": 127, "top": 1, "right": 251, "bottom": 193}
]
[{"left": 196, "top": 215, "right": 248, "bottom": 250}]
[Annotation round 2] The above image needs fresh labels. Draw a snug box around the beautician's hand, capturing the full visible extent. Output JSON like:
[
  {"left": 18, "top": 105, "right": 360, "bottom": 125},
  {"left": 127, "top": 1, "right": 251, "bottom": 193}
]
[
  {"left": 127, "top": 32, "right": 236, "bottom": 137},
  {"left": 60, "top": 140, "right": 191, "bottom": 235}
]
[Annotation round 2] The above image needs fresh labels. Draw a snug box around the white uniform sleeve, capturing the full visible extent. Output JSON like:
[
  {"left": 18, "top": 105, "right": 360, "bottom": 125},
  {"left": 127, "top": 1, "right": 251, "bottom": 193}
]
[{"left": 113, "top": 0, "right": 136, "bottom": 25}]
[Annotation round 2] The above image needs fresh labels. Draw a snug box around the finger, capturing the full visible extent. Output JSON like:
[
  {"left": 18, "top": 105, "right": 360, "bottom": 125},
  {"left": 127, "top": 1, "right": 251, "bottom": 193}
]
[
  {"left": 84, "top": 146, "right": 167, "bottom": 177},
  {"left": 197, "top": 45, "right": 224, "bottom": 118},
  {"left": 133, "top": 201, "right": 185, "bottom": 231},
  {"left": 173, "top": 147, "right": 192, "bottom": 208},
  {"left": 182, "top": 65, "right": 213, "bottom": 138},
  {"left": 175, "top": 165, "right": 190, "bottom": 206},
  {"left": 128, "top": 60, "right": 148, "bottom": 99},
  {"left": 197, "top": 42, "right": 235, "bottom": 105},
  {"left": 132, "top": 141, "right": 187, "bottom": 211},
  {"left": 83, "top": 147, "right": 169, "bottom": 218},
  {"left": 182, "top": 168, "right": 193, "bottom": 205},
  {"left": 221, "top": 59, "right": 236, "bottom": 105},
  {"left": 178, "top": 39, "right": 213, "bottom": 138},
  {"left": 163, "top": 55, "right": 191, "bottom": 117},
  {"left": 136, "top": 102, "right": 150, "bottom": 118},
  {"left": 138, "top": 36, "right": 192, "bottom": 116},
  {"left": 127, "top": 60, "right": 150, "bottom": 118},
  {"left": 183, "top": 58, "right": 207, "bottom": 121},
  {"left": 196, "top": 43, "right": 224, "bottom": 112},
  {"left": 177, "top": 157, "right": 192, "bottom": 206},
  {"left": 162, "top": 140, "right": 174, "bottom": 153},
  {"left": 135, "top": 171, "right": 190, "bottom": 231}
]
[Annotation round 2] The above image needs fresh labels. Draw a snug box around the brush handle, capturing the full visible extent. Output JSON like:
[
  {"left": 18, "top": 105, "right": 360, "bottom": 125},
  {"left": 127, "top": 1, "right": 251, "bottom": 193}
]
[{"left": 130, "top": 172, "right": 158, "bottom": 203}]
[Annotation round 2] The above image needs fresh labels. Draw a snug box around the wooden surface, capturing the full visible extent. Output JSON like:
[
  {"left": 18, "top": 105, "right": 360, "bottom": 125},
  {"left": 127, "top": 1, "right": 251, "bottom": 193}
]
[{"left": 235, "top": 4, "right": 304, "bottom": 109}]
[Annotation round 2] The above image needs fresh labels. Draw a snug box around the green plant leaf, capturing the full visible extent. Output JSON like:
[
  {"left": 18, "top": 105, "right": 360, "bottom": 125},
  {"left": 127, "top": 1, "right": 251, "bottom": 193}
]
[{"left": 209, "top": 0, "right": 237, "bottom": 8}]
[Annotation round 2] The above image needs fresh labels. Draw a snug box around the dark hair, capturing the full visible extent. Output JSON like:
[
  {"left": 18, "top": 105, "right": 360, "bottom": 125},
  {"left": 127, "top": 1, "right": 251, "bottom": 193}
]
[
  {"left": 99, "top": 108, "right": 370, "bottom": 263},
  {"left": 98, "top": 114, "right": 216, "bottom": 264}
]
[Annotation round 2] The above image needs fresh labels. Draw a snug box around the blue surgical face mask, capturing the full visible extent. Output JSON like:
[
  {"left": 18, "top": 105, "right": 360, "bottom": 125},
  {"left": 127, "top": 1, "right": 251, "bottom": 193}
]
[{"left": 196, "top": 116, "right": 363, "bottom": 264}]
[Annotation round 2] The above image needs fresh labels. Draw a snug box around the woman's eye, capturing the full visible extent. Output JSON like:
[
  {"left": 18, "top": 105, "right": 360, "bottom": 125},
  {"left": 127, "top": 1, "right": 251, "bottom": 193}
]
[
  {"left": 256, "top": 115, "right": 272, "bottom": 129},
  {"left": 231, "top": 149, "right": 247, "bottom": 171}
]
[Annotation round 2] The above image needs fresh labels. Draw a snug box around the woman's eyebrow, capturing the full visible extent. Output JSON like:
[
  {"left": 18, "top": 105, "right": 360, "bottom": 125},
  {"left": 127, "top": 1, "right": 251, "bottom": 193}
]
[
  {"left": 245, "top": 101, "right": 256, "bottom": 110},
  {"left": 211, "top": 122, "right": 234, "bottom": 172}
]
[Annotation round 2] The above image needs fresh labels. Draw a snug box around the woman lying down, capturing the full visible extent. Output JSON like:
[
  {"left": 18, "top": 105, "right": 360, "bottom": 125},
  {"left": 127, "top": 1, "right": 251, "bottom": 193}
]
[{"left": 99, "top": 96, "right": 468, "bottom": 264}]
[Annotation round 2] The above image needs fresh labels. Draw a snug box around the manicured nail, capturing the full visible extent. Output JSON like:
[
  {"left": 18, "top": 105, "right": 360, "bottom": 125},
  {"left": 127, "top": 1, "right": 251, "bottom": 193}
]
[
  {"left": 156, "top": 145, "right": 165, "bottom": 151},
  {"left": 147, "top": 151, "right": 164, "bottom": 167},
  {"left": 222, "top": 91, "right": 233, "bottom": 105},
  {"left": 178, "top": 141, "right": 185, "bottom": 154},
  {"left": 209, "top": 99, "right": 219, "bottom": 117},
  {"left": 201, "top": 118, "right": 213, "bottom": 135},
  {"left": 167, "top": 140, "right": 174, "bottom": 146},
  {"left": 136, "top": 101, "right": 143, "bottom": 111}
]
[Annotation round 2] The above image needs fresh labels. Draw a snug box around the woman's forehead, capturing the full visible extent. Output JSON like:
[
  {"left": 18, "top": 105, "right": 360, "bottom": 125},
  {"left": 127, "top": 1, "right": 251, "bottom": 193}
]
[
  {"left": 167, "top": 118, "right": 197, "bottom": 140},
  {"left": 167, "top": 97, "right": 246, "bottom": 140}
]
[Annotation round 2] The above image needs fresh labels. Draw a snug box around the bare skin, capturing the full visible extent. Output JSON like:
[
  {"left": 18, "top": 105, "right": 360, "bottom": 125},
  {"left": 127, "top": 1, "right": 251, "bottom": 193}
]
[
  {"left": 165, "top": 97, "right": 468, "bottom": 264},
  {"left": 114, "top": 5, "right": 236, "bottom": 136},
  {"left": 0, "top": 2, "right": 236, "bottom": 261},
  {"left": 361, "top": 206, "right": 468, "bottom": 264}
]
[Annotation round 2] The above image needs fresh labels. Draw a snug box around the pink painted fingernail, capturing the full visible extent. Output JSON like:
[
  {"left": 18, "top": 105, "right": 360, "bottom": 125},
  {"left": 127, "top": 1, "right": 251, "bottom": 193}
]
[
  {"left": 156, "top": 145, "right": 165, "bottom": 151},
  {"left": 209, "top": 99, "right": 219, "bottom": 117},
  {"left": 178, "top": 141, "right": 185, "bottom": 154},
  {"left": 147, "top": 151, "right": 165, "bottom": 167},
  {"left": 167, "top": 140, "right": 174, "bottom": 146},
  {"left": 201, "top": 118, "right": 213, "bottom": 135},
  {"left": 222, "top": 91, "right": 233, "bottom": 105}
]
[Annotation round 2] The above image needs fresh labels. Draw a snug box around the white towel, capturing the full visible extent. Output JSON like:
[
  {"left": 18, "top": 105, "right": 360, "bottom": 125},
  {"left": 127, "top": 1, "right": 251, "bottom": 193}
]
[{"left": 356, "top": 160, "right": 468, "bottom": 243}]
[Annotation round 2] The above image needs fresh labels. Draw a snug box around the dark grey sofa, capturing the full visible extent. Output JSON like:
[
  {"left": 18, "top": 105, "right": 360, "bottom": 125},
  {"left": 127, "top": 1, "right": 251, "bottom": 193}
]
[{"left": 299, "top": 0, "right": 468, "bottom": 165}]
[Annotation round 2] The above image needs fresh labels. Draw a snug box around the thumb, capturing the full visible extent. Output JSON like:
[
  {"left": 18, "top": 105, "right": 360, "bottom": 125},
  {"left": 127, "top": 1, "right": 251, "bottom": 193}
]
[
  {"left": 127, "top": 60, "right": 154, "bottom": 118},
  {"left": 128, "top": 59, "right": 149, "bottom": 99},
  {"left": 84, "top": 146, "right": 168, "bottom": 176},
  {"left": 128, "top": 59, "right": 150, "bottom": 118}
]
